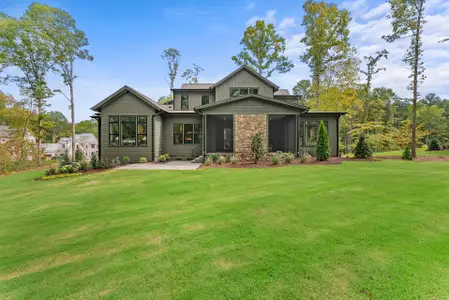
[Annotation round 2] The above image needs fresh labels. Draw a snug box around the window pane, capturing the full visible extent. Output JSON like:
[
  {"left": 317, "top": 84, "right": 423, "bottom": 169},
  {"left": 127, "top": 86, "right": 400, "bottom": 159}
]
[
  {"left": 138, "top": 116, "right": 147, "bottom": 123},
  {"left": 250, "top": 88, "right": 258, "bottom": 95},
  {"left": 181, "top": 95, "right": 189, "bottom": 110},
  {"left": 121, "top": 116, "right": 136, "bottom": 123},
  {"left": 230, "top": 88, "right": 239, "bottom": 98},
  {"left": 138, "top": 123, "right": 146, "bottom": 134},
  {"left": 137, "top": 135, "right": 147, "bottom": 146},
  {"left": 201, "top": 95, "right": 209, "bottom": 105},
  {"left": 173, "top": 124, "right": 183, "bottom": 134},
  {"left": 240, "top": 88, "right": 249, "bottom": 96},
  {"left": 121, "top": 120, "right": 136, "bottom": 146},
  {"left": 184, "top": 124, "right": 193, "bottom": 144},
  {"left": 194, "top": 124, "right": 202, "bottom": 144},
  {"left": 173, "top": 124, "right": 183, "bottom": 144},
  {"left": 109, "top": 135, "right": 119, "bottom": 146},
  {"left": 109, "top": 116, "right": 119, "bottom": 122},
  {"left": 110, "top": 123, "right": 119, "bottom": 135}
]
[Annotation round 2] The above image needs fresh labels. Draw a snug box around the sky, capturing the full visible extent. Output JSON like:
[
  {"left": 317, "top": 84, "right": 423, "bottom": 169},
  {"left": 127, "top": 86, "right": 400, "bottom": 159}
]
[{"left": 1, "top": 0, "right": 449, "bottom": 122}]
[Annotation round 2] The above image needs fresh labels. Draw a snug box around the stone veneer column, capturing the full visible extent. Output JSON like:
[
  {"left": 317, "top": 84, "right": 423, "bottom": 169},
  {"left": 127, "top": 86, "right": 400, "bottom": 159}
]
[{"left": 234, "top": 114, "right": 267, "bottom": 161}]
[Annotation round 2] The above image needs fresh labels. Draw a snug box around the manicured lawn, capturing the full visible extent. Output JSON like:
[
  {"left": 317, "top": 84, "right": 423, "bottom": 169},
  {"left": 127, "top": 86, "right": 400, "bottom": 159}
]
[
  {"left": 374, "top": 147, "right": 449, "bottom": 157},
  {"left": 1, "top": 161, "right": 449, "bottom": 299}
]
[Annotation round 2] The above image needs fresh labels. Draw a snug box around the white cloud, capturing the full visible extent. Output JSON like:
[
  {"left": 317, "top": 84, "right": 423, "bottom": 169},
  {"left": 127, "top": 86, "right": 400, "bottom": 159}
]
[
  {"left": 246, "top": 9, "right": 276, "bottom": 26},
  {"left": 279, "top": 17, "right": 296, "bottom": 30},
  {"left": 361, "top": 3, "right": 389, "bottom": 20},
  {"left": 341, "top": 0, "right": 368, "bottom": 16},
  {"left": 245, "top": 2, "right": 255, "bottom": 10}
]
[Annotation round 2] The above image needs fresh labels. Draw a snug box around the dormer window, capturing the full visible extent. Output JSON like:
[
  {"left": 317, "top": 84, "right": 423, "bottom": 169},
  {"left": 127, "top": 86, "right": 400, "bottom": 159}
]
[
  {"left": 181, "top": 95, "right": 189, "bottom": 110},
  {"left": 230, "top": 87, "right": 258, "bottom": 98},
  {"left": 201, "top": 95, "right": 209, "bottom": 105}
]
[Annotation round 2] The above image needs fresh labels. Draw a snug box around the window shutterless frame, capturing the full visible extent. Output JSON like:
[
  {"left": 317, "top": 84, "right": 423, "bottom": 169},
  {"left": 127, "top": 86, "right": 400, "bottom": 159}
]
[
  {"left": 229, "top": 87, "right": 259, "bottom": 98},
  {"left": 173, "top": 123, "right": 202, "bottom": 144}
]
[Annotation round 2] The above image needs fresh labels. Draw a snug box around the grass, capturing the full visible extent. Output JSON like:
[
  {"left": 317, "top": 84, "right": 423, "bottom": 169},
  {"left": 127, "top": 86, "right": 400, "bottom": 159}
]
[
  {"left": 374, "top": 147, "right": 449, "bottom": 157},
  {"left": 1, "top": 161, "right": 449, "bottom": 299}
]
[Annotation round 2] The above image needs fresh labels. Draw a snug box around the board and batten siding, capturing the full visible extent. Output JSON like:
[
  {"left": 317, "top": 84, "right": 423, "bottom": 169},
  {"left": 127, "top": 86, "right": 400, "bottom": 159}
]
[
  {"left": 173, "top": 91, "right": 215, "bottom": 110},
  {"left": 161, "top": 114, "right": 202, "bottom": 159},
  {"left": 153, "top": 114, "right": 163, "bottom": 159},
  {"left": 215, "top": 69, "right": 274, "bottom": 100},
  {"left": 202, "top": 98, "right": 301, "bottom": 115},
  {"left": 100, "top": 91, "right": 155, "bottom": 162},
  {"left": 299, "top": 113, "right": 339, "bottom": 157}
]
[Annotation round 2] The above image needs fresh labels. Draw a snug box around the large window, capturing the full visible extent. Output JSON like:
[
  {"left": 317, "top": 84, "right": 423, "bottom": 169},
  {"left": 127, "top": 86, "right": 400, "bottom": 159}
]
[
  {"left": 181, "top": 95, "right": 189, "bottom": 110},
  {"left": 201, "top": 95, "right": 209, "bottom": 105},
  {"left": 108, "top": 116, "right": 147, "bottom": 146},
  {"left": 173, "top": 124, "right": 202, "bottom": 144},
  {"left": 300, "top": 121, "right": 328, "bottom": 146},
  {"left": 230, "top": 87, "right": 259, "bottom": 98}
]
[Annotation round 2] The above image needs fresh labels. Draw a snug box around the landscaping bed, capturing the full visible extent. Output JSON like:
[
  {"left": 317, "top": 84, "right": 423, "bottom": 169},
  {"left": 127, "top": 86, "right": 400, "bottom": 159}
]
[{"left": 203, "top": 157, "right": 344, "bottom": 168}]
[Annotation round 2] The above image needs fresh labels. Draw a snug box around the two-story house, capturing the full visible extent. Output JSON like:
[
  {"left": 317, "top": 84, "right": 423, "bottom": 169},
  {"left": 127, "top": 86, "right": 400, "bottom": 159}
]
[
  {"left": 91, "top": 66, "right": 345, "bottom": 162},
  {"left": 44, "top": 133, "right": 98, "bottom": 160}
]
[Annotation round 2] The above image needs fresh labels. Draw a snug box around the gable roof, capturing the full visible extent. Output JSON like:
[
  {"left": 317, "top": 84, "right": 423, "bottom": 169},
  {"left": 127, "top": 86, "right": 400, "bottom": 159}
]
[
  {"left": 210, "top": 66, "right": 280, "bottom": 90},
  {"left": 194, "top": 94, "right": 308, "bottom": 112},
  {"left": 91, "top": 85, "right": 166, "bottom": 112}
]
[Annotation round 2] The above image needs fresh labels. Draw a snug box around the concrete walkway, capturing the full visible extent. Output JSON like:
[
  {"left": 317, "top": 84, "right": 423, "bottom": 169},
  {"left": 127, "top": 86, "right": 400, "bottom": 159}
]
[{"left": 119, "top": 161, "right": 202, "bottom": 170}]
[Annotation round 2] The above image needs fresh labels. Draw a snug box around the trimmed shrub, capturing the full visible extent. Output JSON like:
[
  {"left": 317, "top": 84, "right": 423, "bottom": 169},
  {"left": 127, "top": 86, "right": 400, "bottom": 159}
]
[
  {"left": 204, "top": 156, "right": 213, "bottom": 166},
  {"left": 60, "top": 165, "right": 74, "bottom": 174},
  {"left": 283, "top": 152, "right": 294, "bottom": 164},
  {"left": 230, "top": 155, "right": 239, "bottom": 164},
  {"left": 110, "top": 157, "right": 121, "bottom": 168},
  {"left": 75, "top": 149, "right": 84, "bottom": 162},
  {"left": 402, "top": 147, "right": 413, "bottom": 161},
  {"left": 90, "top": 154, "right": 98, "bottom": 169},
  {"left": 138, "top": 157, "right": 148, "bottom": 163},
  {"left": 353, "top": 135, "right": 373, "bottom": 159},
  {"left": 299, "top": 154, "right": 308, "bottom": 163},
  {"left": 224, "top": 154, "right": 232, "bottom": 163},
  {"left": 45, "top": 168, "right": 57, "bottom": 176},
  {"left": 71, "top": 162, "right": 80, "bottom": 173},
  {"left": 316, "top": 121, "right": 330, "bottom": 161},
  {"left": 271, "top": 154, "right": 280, "bottom": 165},
  {"left": 157, "top": 153, "right": 171, "bottom": 163},
  {"left": 59, "top": 151, "right": 70, "bottom": 167},
  {"left": 428, "top": 139, "right": 440, "bottom": 151},
  {"left": 79, "top": 161, "right": 90, "bottom": 171},
  {"left": 121, "top": 156, "right": 130, "bottom": 164},
  {"left": 209, "top": 153, "right": 219, "bottom": 163},
  {"left": 217, "top": 156, "right": 226, "bottom": 165},
  {"left": 251, "top": 132, "right": 266, "bottom": 164}
]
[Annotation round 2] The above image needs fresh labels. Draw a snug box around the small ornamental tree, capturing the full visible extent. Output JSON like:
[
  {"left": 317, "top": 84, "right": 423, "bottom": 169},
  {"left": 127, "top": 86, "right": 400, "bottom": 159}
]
[
  {"left": 428, "top": 139, "right": 440, "bottom": 151},
  {"left": 402, "top": 147, "right": 412, "bottom": 161},
  {"left": 251, "top": 132, "right": 266, "bottom": 164},
  {"left": 75, "top": 148, "right": 84, "bottom": 162},
  {"left": 316, "top": 121, "right": 330, "bottom": 161},
  {"left": 353, "top": 135, "right": 373, "bottom": 159}
]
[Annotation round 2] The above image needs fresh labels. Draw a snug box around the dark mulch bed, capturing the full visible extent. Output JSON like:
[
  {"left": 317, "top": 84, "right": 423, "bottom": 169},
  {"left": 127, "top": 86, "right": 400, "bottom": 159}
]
[{"left": 203, "top": 157, "right": 344, "bottom": 169}]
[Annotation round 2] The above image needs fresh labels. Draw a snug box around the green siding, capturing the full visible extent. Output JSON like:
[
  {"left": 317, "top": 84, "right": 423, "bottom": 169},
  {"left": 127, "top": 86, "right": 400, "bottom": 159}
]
[
  {"left": 203, "top": 98, "right": 301, "bottom": 115},
  {"left": 173, "top": 91, "right": 215, "bottom": 110},
  {"left": 153, "top": 114, "right": 163, "bottom": 158},
  {"left": 215, "top": 69, "right": 274, "bottom": 100},
  {"left": 299, "top": 113, "right": 339, "bottom": 157},
  {"left": 161, "top": 114, "right": 202, "bottom": 159},
  {"left": 100, "top": 91, "right": 155, "bottom": 162}
]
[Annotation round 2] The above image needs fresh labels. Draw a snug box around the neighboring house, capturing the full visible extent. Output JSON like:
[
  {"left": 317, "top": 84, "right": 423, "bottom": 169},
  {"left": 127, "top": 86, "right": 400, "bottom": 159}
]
[
  {"left": 0, "top": 125, "right": 36, "bottom": 144},
  {"left": 44, "top": 133, "right": 98, "bottom": 160},
  {"left": 91, "top": 66, "right": 345, "bottom": 162}
]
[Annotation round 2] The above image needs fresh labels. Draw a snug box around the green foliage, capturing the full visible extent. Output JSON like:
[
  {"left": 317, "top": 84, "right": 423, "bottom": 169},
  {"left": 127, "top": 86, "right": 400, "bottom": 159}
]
[
  {"left": 230, "top": 155, "right": 239, "bottom": 164},
  {"left": 79, "top": 161, "right": 90, "bottom": 171},
  {"left": 209, "top": 154, "right": 219, "bottom": 163},
  {"left": 251, "top": 132, "right": 266, "bottom": 164},
  {"left": 217, "top": 156, "right": 226, "bottom": 165},
  {"left": 353, "top": 135, "right": 373, "bottom": 159},
  {"left": 402, "top": 147, "right": 413, "bottom": 161},
  {"left": 181, "top": 64, "right": 203, "bottom": 84},
  {"left": 428, "top": 139, "right": 440, "bottom": 151},
  {"left": 41, "top": 172, "right": 82, "bottom": 180},
  {"left": 44, "top": 167, "right": 57, "bottom": 176},
  {"left": 161, "top": 48, "right": 181, "bottom": 90},
  {"left": 90, "top": 153, "right": 97, "bottom": 169},
  {"left": 292, "top": 79, "right": 312, "bottom": 104},
  {"left": 121, "top": 156, "right": 130, "bottom": 164},
  {"left": 60, "top": 164, "right": 73, "bottom": 174},
  {"left": 110, "top": 157, "right": 121, "bottom": 168},
  {"left": 59, "top": 151, "right": 70, "bottom": 167},
  {"left": 204, "top": 156, "right": 213, "bottom": 166},
  {"left": 138, "top": 157, "right": 147, "bottom": 163},
  {"left": 316, "top": 121, "right": 330, "bottom": 161},
  {"left": 282, "top": 152, "right": 295, "bottom": 164},
  {"left": 157, "top": 153, "right": 171, "bottom": 163},
  {"left": 75, "top": 120, "right": 97, "bottom": 137},
  {"left": 299, "top": 154, "right": 309, "bottom": 163},
  {"left": 271, "top": 154, "right": 280, "bottom": 165},
  {"left": 232, "top": 20, "right": 293, "bottom": 78},
  {"left": 224, "top": 154, "right": 232, "bottom": 163},
  {"left": 75, "top": 148, "right": 84, "bottom": 162},
  {"left": 301, "top": 0, "right": 353, "bottom": 109},
  {"left": 157, "top": 95, "right": 173, "bottom": 105}
]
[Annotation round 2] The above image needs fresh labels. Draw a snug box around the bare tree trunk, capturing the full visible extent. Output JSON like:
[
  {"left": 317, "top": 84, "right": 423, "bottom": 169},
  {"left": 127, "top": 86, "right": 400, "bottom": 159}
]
[
  {"left": 70, "top": 78, "right": 76, "bottom": 162},
  {"left": 37, "top": 102, "right": 42, "bottom": 165},
  {"left": 412, "top": 6, "right": 423, "bottom": 159},
  {"left": 314, "top": 73, "right": 320, "bottom": 111}
]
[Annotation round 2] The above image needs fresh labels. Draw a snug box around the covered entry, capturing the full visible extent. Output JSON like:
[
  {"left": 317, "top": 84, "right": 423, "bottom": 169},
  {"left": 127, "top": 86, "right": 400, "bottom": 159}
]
[
  {"left": 268, "top": 115, "right": 296, "bottom": 153},
  {"left": 206, "top": 115, "right": 234, "bottom": 153}
]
